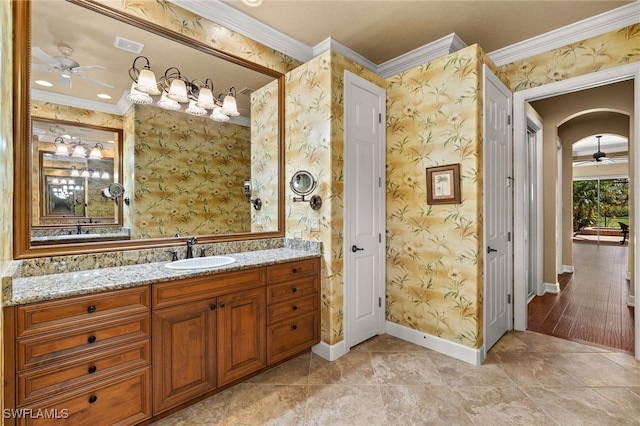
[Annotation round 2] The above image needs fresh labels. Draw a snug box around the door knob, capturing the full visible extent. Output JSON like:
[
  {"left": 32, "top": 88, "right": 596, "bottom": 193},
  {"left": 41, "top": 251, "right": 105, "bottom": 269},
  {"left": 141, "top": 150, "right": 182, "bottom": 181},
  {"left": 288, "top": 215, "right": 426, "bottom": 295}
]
[
  {"left": 351, "top": 245, "right": 364, "bottom": 252},
  {"left": 487, "top": 246, "right": 498, "bottom": 253}
]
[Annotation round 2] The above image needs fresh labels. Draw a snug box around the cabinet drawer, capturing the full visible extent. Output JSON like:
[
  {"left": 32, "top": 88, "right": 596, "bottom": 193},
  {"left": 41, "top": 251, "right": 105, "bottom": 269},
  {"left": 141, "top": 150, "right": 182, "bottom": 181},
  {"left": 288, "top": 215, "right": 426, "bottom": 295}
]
[
  {"left": 153, "top": 268, "right": 265, "bottom": 309},
  {"left": 17, "top": 367, "right": 151, "bottom": 426},
  {"left": 267, "top": 311, "right": 319, "bottom": 365},
  {"left": 17, "top": 339, "right": 150, "bottom": 406},
  {"left": 267, "top": 276, "right": 318, "bottom": 305},
  {"left": 16, "top": 286, "right": 150, "bottom": 338},
  {"left": 17, "top": 313, "right": 150, "bottom": 371},
  {"left": 267, "top": 294, "right": 317, "bottom": 324},
  {"left": 267, "top": 258, "right": 320, "bottom": 284}
]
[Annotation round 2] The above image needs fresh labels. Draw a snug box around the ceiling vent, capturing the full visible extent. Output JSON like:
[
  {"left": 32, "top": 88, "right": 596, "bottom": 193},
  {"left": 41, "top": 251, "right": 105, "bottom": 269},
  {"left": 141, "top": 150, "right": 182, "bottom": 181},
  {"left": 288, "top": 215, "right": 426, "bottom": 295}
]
[
  {"left": 114, "top": 36, "right": 144, "bottom": 54},
  {"left": 238, "top": 87, "right": 254, "bottom": 96}
]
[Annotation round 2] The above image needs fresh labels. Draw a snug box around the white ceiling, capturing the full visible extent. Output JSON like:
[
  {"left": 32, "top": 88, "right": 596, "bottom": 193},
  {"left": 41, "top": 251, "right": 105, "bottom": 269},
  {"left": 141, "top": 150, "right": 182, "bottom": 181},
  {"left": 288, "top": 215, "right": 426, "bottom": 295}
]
[{"left": 220, "top": 0, "right": 635, "bottom": 63}]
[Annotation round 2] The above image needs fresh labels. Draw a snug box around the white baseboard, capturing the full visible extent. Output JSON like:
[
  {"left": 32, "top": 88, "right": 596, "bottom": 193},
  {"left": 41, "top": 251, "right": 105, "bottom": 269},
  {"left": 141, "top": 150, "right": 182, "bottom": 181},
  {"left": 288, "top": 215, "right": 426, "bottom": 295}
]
[
  {"left": 562, "top": 265, "right": 574, "bottom": 273},
  {"left": 312, "top": 339, "right": 348, "bottom": 361},
  {"left": 628, "top": 295, "right": 635, "bottom": 307},
  {"left": 544, "top": 282, "right": 560, "bottom": 294},
  {"left": 385, "top": 321, "right": 482, "bottom": 365}
]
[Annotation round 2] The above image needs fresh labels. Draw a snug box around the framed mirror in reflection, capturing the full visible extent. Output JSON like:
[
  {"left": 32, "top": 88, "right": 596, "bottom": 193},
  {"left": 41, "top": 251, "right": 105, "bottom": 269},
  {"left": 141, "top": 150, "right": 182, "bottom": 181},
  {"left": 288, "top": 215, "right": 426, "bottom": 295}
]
[{"left": 14, "top": 0, "right": 285, "bottom": 257}]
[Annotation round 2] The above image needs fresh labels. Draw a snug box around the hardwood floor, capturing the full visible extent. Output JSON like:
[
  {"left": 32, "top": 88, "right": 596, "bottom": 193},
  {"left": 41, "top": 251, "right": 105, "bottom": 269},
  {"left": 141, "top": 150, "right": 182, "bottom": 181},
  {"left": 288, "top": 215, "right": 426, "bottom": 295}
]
[{"left": 527, "top": 242, "right": 635, "bottom": 353}]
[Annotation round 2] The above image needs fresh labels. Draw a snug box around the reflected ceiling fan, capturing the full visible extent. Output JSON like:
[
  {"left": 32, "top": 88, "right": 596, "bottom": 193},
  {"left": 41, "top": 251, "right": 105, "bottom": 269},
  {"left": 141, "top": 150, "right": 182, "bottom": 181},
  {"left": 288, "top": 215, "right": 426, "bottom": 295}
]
[{"left": 32, "top": 43, "right": 114, "bottom": 89}]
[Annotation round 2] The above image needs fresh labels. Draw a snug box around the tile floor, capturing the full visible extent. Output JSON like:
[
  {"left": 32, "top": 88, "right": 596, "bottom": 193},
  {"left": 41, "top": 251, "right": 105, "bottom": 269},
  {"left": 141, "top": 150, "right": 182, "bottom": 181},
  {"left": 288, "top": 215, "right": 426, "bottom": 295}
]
[{"left": 152, "top": 331, "right": 640, "bottom": 425}]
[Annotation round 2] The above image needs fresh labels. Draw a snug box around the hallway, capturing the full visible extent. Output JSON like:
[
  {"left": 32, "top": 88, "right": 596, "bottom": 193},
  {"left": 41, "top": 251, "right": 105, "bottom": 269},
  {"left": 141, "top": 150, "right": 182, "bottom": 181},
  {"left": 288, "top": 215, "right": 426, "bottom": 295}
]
[{"left": 528, "top": 242, "right": 634, "bottom": 353}]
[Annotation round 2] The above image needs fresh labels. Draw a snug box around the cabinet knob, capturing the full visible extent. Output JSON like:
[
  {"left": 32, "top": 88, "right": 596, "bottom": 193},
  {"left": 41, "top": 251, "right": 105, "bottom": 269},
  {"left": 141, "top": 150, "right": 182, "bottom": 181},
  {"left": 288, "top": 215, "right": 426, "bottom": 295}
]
[
  {"left": 219, "top": 302, "right": 225, "bottom": 308},
  {"left": 88, "top": 365, "right": 97, "bottom": 374},
  {"left": 87, "top": 335, "right": 96, "bottom": 344},
  {"left": 89, "top": 395, "right": 98, "bottom": 404},
  {"left": 292, "top": 324, "right": 298, "bottom": 330},
  {"left": 292, "top": 268, "right": 297, "bottom": 273},
  {"left": 292, "top": 287, "right": 297, "bottom": 293},
  {"left": 87, "top": 305, "right": 96, "bottom": 313},
  {"left": 210, "top": 304, "right": 216, "bottom": 310},
  {"left": 292, "top": 305, "right": 298, "bottom": 311}
]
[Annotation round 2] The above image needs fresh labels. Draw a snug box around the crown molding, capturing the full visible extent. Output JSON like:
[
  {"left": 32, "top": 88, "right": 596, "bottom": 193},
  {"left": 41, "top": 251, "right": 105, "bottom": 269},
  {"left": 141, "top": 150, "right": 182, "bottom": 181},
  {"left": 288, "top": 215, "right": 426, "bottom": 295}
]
[
  {"left": 312, "top": 38, "right": 378, "bottom": 72},
  {"left": 489, "top": 1, "right": 640, "bottom": 66},
  {"left": 31, "top": 88, "right": 125, "bottom": 115},
  {"left": 169, "top": 0, "right": 314, "bottom": 62},
  {"left": 377, "top": 33, "right": 467, "bottom": 78}
]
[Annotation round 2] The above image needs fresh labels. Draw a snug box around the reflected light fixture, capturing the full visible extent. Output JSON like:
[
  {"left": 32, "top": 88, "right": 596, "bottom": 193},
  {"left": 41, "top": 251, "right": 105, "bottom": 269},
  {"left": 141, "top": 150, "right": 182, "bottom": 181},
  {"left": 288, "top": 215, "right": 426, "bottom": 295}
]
[
  {"left": 80, "top": 168, "right": 90, "bottom": 178},
  {"left": 70, "top": 141, "right": 87, "bottom": 158},
  {"left": 157, "top": 91, "right": 180, "bottom": 111},
  {"left": 54, "top": 137, "right": 69, "bottom": 156},
  {"left": 70, "top": 166, "right": 80, "bottom": 177},
  {"left": 185, "top": 99, "right": 207, "bottom": 116},
  {"left": 89, "top": 143, "right": 104, "bottom": 159},
  {"left": 91, "top": 169, "right": 101, "bottom": 179},
  {"left": 101, "top": 170, "right": 110, "bottom": 180},
  {"left": 127, "top": 82, "right": 153, "bottom": 105},
  {"left": 210, "top": 106, "right": 230, "bottom": 122}
]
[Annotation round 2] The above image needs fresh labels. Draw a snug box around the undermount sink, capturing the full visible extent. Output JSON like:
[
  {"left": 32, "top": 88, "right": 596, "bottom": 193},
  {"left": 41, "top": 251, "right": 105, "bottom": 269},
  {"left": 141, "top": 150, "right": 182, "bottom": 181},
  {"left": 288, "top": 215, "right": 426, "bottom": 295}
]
[{"left": 165, "top": 256, "right": 236, "bottom": 270}]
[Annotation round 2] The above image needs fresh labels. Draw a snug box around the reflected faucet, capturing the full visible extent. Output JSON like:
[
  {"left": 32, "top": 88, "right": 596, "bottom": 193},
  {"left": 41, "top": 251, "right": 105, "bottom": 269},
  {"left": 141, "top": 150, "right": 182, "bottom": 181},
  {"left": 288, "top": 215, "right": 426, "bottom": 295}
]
[
  {"left": 77, "top": 222, "right": 82, "bottom": 234},
  {"left": 186, "top": 237, "right": 198, "bottom": 259}
]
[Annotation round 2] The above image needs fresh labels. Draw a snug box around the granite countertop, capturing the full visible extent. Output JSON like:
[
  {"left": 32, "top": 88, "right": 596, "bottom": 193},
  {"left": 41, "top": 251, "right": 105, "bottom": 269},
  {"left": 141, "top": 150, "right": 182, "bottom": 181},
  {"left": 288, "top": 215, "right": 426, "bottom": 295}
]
[{"left": 6, "top": 248, "right": 320, "bottom": 307}]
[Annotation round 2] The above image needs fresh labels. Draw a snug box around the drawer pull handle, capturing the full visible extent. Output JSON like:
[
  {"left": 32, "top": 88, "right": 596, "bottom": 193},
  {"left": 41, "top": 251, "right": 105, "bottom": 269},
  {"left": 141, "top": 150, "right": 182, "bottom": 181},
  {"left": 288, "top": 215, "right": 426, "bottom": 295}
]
[
  {"left": 292, "top": 287, "right": 297, "bottom": 293},
  {"left": 87, "top": 305, "right": 96, "bottom": 313},
  {"left": 87, "top": 335, "right": 97, "bottom": 344},
  {"left": 292, "top": 324, "right": 298, "bottom": 330},
  {"left": 89, "top": 395, "right": 98, "bottom": 404},
  {"left": 210, "top": 304, "right": 216, "bottom": 310},
  {"left": 292, "top": 268, "right": 297, "bottom": 273},
  {"left": 219, "top": 302, "right": 225, "bottom": 308},
  {"left": 292, "top": 305, "right": 298, "bottom": 311},
  {"left": 88, "top": 365, "right": 97, "bottom": 374}
]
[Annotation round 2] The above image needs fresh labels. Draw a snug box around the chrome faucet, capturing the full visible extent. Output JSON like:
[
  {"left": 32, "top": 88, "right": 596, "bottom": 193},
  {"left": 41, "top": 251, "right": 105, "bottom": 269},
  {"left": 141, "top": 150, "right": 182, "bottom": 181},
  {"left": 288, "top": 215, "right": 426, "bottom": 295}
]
[{"left": 186, "top": 237, "right": 198, "bottom": 259}]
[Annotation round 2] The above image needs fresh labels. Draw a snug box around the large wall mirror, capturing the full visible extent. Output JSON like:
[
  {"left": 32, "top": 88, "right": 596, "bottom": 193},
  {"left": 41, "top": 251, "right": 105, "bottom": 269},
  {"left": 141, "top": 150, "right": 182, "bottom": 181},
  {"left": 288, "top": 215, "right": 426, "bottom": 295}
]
[{"left": 14, "top": 0, "right": 285, "bottom": 258}]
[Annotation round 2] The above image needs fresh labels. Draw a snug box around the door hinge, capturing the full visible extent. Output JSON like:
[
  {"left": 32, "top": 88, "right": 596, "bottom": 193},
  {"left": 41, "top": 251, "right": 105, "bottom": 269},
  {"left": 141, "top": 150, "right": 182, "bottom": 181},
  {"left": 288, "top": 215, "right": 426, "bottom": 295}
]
[
  {"left": 507, "top": 232, "right": 511, "bottom": 242},
  {"left": 507, "top": 294, "right": 511, "bottom": 304},
  {"left": 379, "top": 297, "right": 382, "bottom": 308},
  {"left": 507, "top": 115, "right": 511, "bottom": 125}
]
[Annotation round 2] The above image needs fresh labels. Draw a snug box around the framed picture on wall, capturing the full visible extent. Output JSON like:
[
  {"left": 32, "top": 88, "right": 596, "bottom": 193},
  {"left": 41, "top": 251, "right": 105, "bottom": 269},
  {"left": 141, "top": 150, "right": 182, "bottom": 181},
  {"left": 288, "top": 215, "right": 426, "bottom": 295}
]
[{"left": 426, "top": 164, "right": 461, "bottom": 204}]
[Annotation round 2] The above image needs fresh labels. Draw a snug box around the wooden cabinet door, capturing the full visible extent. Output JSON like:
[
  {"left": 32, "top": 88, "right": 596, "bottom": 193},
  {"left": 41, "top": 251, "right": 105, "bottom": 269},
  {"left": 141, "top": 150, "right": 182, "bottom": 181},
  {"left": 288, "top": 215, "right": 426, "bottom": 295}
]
[
  {"left": 217, "top": 287, "right": 266, "bottom": 386},
  {"left": 152, "top": 299, "right": 217, "bottom": 414}
]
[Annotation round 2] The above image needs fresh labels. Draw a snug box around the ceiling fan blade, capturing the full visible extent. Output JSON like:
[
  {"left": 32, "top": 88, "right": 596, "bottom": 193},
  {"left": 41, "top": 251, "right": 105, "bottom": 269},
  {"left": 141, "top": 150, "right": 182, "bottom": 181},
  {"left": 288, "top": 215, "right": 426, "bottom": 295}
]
[
  {"left": 56, "top": 74, "right": 72, "bottom": 88},
  {"left": 77, "top": 73, "right": 115, "bottom": 89},
  {"left": 32, "top": 47, "right": 59, "bottom": 66},
  {"left": 72, "top": 65, "right": 105, "bottom": 73},
  {"left": 32, "top": 63, "right": 52, "bottom": 72}
]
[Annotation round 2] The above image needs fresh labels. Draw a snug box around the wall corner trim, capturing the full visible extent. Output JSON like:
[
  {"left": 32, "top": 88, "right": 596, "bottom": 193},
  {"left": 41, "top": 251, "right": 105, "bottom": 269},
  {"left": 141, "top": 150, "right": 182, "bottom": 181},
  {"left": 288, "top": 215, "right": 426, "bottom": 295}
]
[
  {"left": 312, "top": 339, "right": 348, "bottom": 361},
  {"left": 544, "top": 282, "right": 561, "bottom": 294},
  {"left": 385, "top": 321, "right": 482, "bottom": 365},
  {"left": 562, "top": 265, "right": 575, "bottom": 273}
]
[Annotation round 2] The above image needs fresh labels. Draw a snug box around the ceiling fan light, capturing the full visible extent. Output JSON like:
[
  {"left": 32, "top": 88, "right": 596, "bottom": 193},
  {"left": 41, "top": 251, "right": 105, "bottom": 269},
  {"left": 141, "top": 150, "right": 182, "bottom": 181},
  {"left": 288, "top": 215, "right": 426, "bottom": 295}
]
[
  {"left": 135, "top": 68, "right": 160, "bottom": 95},
  {"left": 167, "top": 78, "right": 189, "bottom": 103},
  {"left": 186, "top": 99, "right": 208, "bottom": 116},
  {"left": 220, "top": 93, "right": 239, "bottom": 116},
  {"left": 127, "top": 83, "right": 152, "bottom": 105},
  {"left": 157, "top": 91, "right": 181, "bottom": 111},
  {"left": 196, "top": 87, "right": 215, "bottom": 109},
  {"left": 210, "top": 106, "right": 230, "bottom": 122},
  {"left": 59, "top": 69, "right": 72, "bottom": 79}
]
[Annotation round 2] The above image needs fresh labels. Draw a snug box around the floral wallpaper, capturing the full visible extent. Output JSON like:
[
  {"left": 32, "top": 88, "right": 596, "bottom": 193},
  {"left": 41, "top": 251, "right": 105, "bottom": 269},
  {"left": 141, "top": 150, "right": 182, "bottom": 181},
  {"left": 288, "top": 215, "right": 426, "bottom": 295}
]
[
  {"left": 96, "top": 0, "right": 301, "bottom": 75},
  {"left": 251, "top": 79, "right": 279, "bottom": 232},
  {"left": 499, "top": 23, "right": 640, "bottom": 91},
  {"left": 132, "top": 105, "right": 251, "bottom": 238},
  {"left": 285, "top": 50, "right": 386, "bottom": 345},
  {"left": 385, "top": 44, "right": 488, "bottom": 348}
]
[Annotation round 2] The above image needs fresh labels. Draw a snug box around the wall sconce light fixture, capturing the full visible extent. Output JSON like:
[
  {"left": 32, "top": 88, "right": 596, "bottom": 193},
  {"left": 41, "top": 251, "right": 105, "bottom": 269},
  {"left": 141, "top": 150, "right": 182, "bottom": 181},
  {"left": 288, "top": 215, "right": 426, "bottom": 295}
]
[{"left": 243, "top": 179, "right": 262, "bottom": 210}]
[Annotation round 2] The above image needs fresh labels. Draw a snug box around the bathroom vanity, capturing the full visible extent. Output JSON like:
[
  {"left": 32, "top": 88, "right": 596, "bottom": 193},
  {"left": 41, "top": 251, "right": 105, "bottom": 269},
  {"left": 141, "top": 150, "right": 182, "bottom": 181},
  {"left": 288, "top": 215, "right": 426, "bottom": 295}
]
[{"left": 3, "top": 251, "right": 320, "bottom": 425}]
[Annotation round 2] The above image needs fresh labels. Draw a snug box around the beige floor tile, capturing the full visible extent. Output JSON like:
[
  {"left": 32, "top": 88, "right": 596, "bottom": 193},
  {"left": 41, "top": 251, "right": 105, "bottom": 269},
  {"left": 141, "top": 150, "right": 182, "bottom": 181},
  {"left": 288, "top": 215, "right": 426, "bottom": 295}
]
[
  {"left": 304, "top": 384, "right": 388, "bottom": 426},
  {"left": 379, "top": 385, "right": 474, "bottom": 425},
  {"left": 452, "top": 385, "right": 555, "bottom": 425},
  {"left": 594, "top": 387, "right": 640, "bottom": 419},
  {"left": 370, "top": 351, "right": 446, "bottom": 385},
  {"left": 524, "top": 386, "right": 634, "bottom": 425},
  {"left": 218, "top": 383, "right": 308, "bottom": 426},
  {"left": 510, "top": 330, "right": 595, "bottom": 353},
  {"left": 429, "top": 352, "right": 516, "bottom": 388},
  {"left": 357, "top": 333, "right": 429, "bottom": 352},
  {"left": 494, "top": 352, "right": 587, "bottom": 387},
  {"left": 553, "top": 352, "right": 640, "bottom": 387},
  {"left": 308, "top": 351, "right": 377, "bottom": 385},
  {"left": 246, "top": 352, "right": 311, "bottom": 385},
  {"left": 152, "top": 387, "right": 235, "bottom": 425}
]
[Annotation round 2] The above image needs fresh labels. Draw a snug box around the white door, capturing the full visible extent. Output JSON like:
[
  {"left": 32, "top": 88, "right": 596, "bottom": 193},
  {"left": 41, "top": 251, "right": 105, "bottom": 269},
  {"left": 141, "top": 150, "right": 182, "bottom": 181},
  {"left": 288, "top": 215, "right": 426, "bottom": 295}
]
[
  {"left": 344, "top": 71, "right": 386, "bottom": 348},
  {"left": 483, "top": 65, "right": 513, "bottom": 352}
]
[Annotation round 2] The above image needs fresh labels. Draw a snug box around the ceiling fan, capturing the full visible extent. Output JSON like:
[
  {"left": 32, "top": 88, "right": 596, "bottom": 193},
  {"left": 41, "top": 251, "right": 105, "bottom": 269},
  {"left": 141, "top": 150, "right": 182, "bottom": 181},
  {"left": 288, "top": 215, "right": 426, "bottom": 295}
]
[
  {"left": 573, "top": 135, "right": 618, "bottom": 167},
  {"left": 32, "top": 43, "right": 114, "bottom": 89}
]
